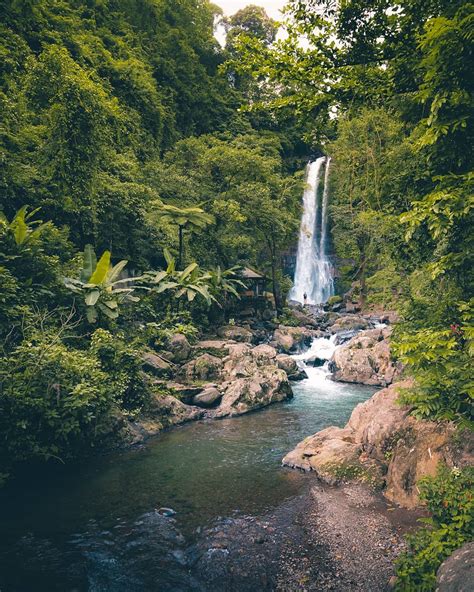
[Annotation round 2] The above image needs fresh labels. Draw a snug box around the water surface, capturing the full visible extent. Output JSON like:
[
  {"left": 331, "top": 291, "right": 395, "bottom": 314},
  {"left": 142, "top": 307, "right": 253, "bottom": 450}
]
[{"left": 0, "top": 343, "right": 375, "bottom": 591}]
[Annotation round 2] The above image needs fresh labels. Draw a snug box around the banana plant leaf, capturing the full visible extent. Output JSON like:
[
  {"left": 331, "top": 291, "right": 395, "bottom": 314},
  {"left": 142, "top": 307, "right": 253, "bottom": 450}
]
[
  {"left": 89, "top": 251, "right": 111, "bottom": 285},
  {"left": 180, "top": 262, "right": 198, "bottom": 280},
  {"left": 153, "top": 271, "right": 168, "bottom": 283},
  {"left": 155, "top": 281, "right": 178, "bottom": 294},
  {"left": 98, "top": 303, "right": 119, "bottom": 319},
  {"left": 81, "top": 244, "right": 97, "bottom": 282},
  {"left": 85, "top": 290, "right": 100, "bottom": 306},
  {"left": 86, "top": 307, "right": 98, "bottom": 323},
  {"left": 107, "top": 260, "right": 128, "bottom": 284}
]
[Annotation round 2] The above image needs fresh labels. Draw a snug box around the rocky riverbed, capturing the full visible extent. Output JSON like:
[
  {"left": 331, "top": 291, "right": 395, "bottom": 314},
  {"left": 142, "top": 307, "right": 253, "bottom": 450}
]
[
  {"left": 189, "top": 480, "right": 423, "bottom": 592},
  {"left": 127, "top": 309, "right": 398, "bottom": 444}
]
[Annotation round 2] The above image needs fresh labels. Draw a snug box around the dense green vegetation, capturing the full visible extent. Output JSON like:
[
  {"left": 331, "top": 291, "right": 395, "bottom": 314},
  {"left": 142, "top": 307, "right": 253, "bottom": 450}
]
[
  {"left": 395, "top": 464, "right": 474, "bottom": 591},
  {"left": 0, "top": 0, "right": 308, "bottom": 480},
  {"left": 0, "top": 0, "right": 473, "bottom": 587},
  {"left": 230, "top": 0, "right": 473, "bottom": 425}
]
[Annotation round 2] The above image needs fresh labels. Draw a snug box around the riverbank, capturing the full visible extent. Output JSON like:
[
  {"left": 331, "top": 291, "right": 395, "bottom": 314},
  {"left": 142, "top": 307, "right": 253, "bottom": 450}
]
[
  {"left": 189, "top": 479, "right": 423, "bottom": 591},
  {"left": 2, "top": 308, "right": 463, "bottom": 591}
]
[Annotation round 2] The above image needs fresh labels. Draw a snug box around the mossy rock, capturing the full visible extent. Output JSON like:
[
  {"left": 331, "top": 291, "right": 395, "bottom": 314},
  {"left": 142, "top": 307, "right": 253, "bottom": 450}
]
[{"left": 327, "top": 295, "right": 343, "bottom": 306}]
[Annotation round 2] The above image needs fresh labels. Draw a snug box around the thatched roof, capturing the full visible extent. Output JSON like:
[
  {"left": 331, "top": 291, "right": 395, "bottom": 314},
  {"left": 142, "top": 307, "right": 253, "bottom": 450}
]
[{"left": 241, "top": 267, "right": 266, "bottom": 280}]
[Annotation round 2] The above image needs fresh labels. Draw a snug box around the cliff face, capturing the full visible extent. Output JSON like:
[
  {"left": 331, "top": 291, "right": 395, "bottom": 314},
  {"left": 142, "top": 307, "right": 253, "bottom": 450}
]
[{"left": 283, "top": 381, "right": 474, "bottom": 508}]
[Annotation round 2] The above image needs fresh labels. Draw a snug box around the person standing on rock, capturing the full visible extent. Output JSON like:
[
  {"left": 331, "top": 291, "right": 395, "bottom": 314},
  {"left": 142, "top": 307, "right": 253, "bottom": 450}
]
[{"left": 303, "top": 292, "right": 308, "bottom": 307}]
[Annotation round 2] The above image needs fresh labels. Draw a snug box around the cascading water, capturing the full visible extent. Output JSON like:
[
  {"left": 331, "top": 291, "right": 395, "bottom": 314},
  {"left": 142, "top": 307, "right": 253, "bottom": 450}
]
[{"left": 290, "top": 157, "right": 334, "bottom": 305}]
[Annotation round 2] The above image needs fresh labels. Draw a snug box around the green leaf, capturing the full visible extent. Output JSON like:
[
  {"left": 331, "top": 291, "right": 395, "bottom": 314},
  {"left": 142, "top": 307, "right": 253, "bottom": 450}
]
[
  {"left": 153, "top": 271, "right": 168, "bottom": 283},
  {"left": 179, "top": 262, "right": 198, "bottom": 280},
  {"left": 107, "top": 260, "right": 128, "bottom": 284},
  {"left": 102, "top": 299, "right": 118, "bottom": 309},
  {"left": 86, "top": 307, "right": 98, "bottom": 323},
  {"left": 80, "top": 244, "right": 97, "bottom": 282},
  {"left": 89, "top": 251, "right": 111, "bottom": 285},
  {"left": 85, "top": 290, "right": 100, "bottom": 306},
  {"left": 98, "top": 303, "right": 119, "bottom": 319}
]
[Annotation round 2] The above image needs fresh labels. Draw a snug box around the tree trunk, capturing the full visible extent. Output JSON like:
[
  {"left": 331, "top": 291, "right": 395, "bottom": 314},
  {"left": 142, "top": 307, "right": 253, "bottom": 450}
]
[
  {"left": 269, "top": 237, "right": 282, "bottom": 315},
  {"left": 359, "top": 254, "right": 367, "bottom": 309},
  {"left": 178, "top": 225, "right": 184, "bottom": 269}
]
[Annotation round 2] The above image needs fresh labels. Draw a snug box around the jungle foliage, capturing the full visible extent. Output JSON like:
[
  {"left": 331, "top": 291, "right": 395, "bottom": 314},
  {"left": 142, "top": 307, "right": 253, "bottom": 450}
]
[
  {"left": 0, "top": 5, "right": 472, "bottom": 556},
  {"left": 229, "top": 0, "right": 473, "bottom": 425},
  {"left": 0, "top": 0, "right": 308, "bottom": 479}
]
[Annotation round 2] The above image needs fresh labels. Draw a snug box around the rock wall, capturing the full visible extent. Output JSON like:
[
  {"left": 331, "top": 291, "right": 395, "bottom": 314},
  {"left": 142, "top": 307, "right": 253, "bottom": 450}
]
[{"left": 283, "top": 381, "right": 474, "bottom": 507}]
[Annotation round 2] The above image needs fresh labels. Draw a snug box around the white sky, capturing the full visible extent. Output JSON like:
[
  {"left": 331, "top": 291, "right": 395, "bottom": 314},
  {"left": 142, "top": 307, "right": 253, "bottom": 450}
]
[{"left": 214, "top": 0, "right": 287, "bottom": 19}]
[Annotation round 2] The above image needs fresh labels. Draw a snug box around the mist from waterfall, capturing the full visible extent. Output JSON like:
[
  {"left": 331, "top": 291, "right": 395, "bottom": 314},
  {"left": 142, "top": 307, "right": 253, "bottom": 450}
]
[{"left": 289, "top": 157, "right": 334, "bottom": 305}]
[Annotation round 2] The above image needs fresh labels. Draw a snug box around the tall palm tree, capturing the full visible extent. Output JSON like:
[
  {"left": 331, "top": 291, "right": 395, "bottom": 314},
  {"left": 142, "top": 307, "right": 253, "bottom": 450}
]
[{"left": 154, "top": 204, "right": 214, "bottom": 268}]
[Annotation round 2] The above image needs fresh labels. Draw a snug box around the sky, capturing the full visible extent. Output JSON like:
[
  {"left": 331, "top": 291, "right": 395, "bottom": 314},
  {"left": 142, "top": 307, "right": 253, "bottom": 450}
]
[{"left": 215, "top": 0, "right": 287, "bottom": 19}]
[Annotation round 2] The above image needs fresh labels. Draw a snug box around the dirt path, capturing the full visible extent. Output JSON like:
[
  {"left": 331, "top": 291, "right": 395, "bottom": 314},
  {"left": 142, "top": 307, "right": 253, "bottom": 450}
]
[{"left": 189, "top": 479, "right": 422, "bottom": 592}]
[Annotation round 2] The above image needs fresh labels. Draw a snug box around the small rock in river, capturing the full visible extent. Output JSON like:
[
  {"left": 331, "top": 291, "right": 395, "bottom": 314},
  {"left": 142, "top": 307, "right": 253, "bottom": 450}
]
[{"left": 157, "top": 507, "right": 176, "bottom": 517}]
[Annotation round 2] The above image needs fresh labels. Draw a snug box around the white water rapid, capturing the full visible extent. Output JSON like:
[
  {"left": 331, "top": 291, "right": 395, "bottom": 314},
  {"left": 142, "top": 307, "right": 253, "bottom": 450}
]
[
  {"left": 292, "top": 335, "right": 339, "bottom": 390},
  {"left": 290, "top": 157, "right": 334, "bottom": 305}
]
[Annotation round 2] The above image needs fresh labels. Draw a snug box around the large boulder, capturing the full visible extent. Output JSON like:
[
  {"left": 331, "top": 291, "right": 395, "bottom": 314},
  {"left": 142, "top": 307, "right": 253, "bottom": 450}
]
[
  {"left": 127, "top": 393, "right": 203, "bottom": 443},
  {"left": 282, "top": 426, "right": 361, "bottom": 480},
  {"left": 207, "top": 342, "right": 294, "bottom": 417},
  {"left": 384, "top": 420, "right": 472, "bottom": 508},
  {"left": 192, "top": 387, "right": 222, "bottom": 408},
  {"left": 216, "top": 325, "right": 253, "bottom": 343},
  {"left": 436, "top": 542, "right": 474, "bottom": 592},
  {"left": 282, "top": 381, "right": 474, "bottom": 507},
  {"left": 193, "top": 339, "right": 234, "bottom": 357},
  {"left": 273, "top": 326, "right": 311, "bottom": 353},
  {"left": 214, "top": 366, "right": 292, "bottom": 418},
  {"left": 166, "top": 333, "right": 191, "bottom": 363},
  {"left": 251, "top": 343, "right": 277, "bottom": 362},
  {"left": 276, "top": 354, "right": 308, "bottom": 380},
  {"left": 347, "top": 381, "right": 411, "bottom": 458},
  {"left": 329, "top": 315, "right": 370, "bottom": 333},
  {"left": 176, "top": 353, "right": 223, "bottom": 383},
  {"left": 142, "top": 351, "right": 173, "bottom": 377},
  {"left": 331, "top": 327, "right": 400, "bottom": 386}
]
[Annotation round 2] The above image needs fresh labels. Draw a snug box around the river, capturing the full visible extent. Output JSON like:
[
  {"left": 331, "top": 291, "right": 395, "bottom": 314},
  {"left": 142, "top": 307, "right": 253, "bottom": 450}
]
[{"left": 0, "top": 338, "right": 375, "bottom": 591}]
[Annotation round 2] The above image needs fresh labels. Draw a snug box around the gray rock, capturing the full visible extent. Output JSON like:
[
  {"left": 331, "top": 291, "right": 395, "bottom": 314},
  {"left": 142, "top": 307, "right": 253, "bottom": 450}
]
[
  {"left": 436, "top": 542, "right": 474, "bottom": 591},
  {"left": 331, "top": 327, "right": 400, "bottom": 386},
  {"left": 127, "top": 394, "right": 203, "bottom": 442},
  {"left": 176, "top": 354, "right": 223, "bottom": 383},
  {"left": 167, "top": 333, "right": 191, "bottom": 363},
  {"left": 157, "top": 507, "right": 176, "bottom": 517},
  {"left": 329, "top": 315, "right": 370, "bottom": 333},
  {"left": 216, "top": 325, "right": 254, "bottom": 343},
  {"left": 194, "top": 340, "right": 235, "bottom": 357},
  {"left": 142, "top": 351, "right": 173, "bottom": 377},
  {"left": 192, "top": 387, "right": 222, "bottom": 408},
  {"left": 214, "top": 367, "right": 293, "bottom": 418},
  {"left": 273, "top": 326, "right": 311, "bottom": 353},
  {"left": 276, "top": 354, "right": 307, "bottom": 380}
]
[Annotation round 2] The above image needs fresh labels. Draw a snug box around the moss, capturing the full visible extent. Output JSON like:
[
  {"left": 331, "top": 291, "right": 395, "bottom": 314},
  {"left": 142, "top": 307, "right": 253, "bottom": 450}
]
[
  {"left": 322, "top": 461, "right": 385, "bottom": 489},
  {"left": 193, "top": 347, "right": 228, "bottom": 358},
  {"left": 327, "top": 295, "right": 343, "bottom": 306}
]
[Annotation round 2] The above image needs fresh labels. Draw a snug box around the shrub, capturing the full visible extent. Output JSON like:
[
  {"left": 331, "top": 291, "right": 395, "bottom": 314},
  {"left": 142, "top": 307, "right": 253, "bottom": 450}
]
[
  {"left": 0, "top": 333, "right": 117, "bottom": 469},
  {"left": 327, "top": 295, "right": 343, "bottom": 306},
  {"left": 90, "top": 329, "right": 149, "bottom": 413},
  {"left": 277, "top": 307, "right": 300, "bottom": 327},
  {"left": 395, "top": 465, "right": 474, "bottom": 591}
]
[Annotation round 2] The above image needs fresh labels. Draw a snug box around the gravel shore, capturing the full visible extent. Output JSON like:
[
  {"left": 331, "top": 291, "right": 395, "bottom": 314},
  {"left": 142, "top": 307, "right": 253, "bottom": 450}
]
[{"left": 189, "top": 479, "right": 423, "bottom": 591}]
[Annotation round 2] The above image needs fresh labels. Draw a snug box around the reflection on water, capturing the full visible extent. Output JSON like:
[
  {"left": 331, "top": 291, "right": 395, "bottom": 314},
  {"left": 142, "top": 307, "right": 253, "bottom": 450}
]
[{"left": 0, "top": 340, "right": 375, "bottom": 591}]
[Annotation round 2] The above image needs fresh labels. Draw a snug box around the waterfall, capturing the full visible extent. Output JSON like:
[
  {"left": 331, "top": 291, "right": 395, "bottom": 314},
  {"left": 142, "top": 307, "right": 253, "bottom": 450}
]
[{"left": 289, "top": 157, "right": 334, "bottom": 305}]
